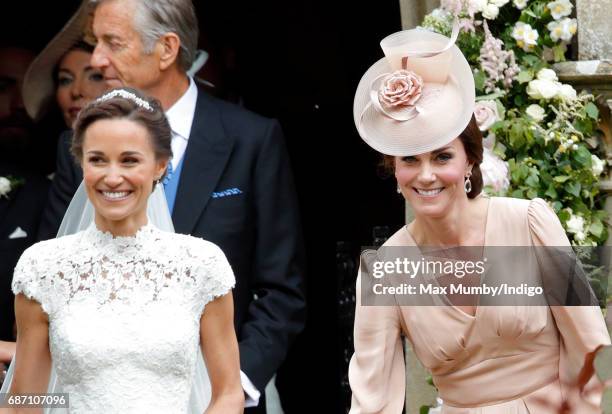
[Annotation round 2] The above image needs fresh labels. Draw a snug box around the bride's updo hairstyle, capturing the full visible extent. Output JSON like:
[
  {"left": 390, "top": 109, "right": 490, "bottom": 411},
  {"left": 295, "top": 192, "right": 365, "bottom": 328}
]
[{"left": 71, "top": 87, "right": 172, "bottom": 163}]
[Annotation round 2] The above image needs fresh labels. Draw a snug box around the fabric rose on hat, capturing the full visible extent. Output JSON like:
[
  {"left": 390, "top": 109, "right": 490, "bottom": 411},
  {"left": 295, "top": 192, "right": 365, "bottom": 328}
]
[
  {"left": 378, "top": 70, "right": 423, "bottom": 108},
  {"left": 474, "top": 100, "right": 499, "bottom": 131}
]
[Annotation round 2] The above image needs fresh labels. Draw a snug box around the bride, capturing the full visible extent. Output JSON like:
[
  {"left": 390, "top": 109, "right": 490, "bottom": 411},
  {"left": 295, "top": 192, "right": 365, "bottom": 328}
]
[{"left": 1, "top": 88, "right": 244, "bottom": 413}]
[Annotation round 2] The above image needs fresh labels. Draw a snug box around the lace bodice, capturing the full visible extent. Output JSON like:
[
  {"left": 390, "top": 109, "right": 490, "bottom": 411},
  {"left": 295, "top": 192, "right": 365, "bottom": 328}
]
[{"left": 12, "top": 223, "right": 235, "bottom": 413}]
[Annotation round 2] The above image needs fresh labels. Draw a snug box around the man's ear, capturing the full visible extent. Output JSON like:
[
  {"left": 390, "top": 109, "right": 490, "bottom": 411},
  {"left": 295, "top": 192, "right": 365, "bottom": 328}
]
[{"left": 157, "top": 32, "right": 181, "bottom": 71}]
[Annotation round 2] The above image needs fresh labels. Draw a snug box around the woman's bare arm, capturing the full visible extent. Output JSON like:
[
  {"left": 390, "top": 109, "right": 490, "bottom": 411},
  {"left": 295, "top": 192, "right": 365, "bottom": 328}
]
[
  {"left": 3, "top": 294, "right": 52, "bottom": 414},
  {"left": 200, "top": 293, "right": 243, "bottom": 413}
]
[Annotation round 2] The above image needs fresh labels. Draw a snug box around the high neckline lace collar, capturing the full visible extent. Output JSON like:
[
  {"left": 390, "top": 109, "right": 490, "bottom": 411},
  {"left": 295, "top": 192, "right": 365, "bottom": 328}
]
[{"left": 85, "top": 222, "right": 157, "bottom": 249}]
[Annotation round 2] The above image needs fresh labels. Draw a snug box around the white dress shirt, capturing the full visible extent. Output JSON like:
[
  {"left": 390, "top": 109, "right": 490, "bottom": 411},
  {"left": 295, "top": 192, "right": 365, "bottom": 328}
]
[{"left": 165, "top": 77, "right": 261, "bottom": 408}]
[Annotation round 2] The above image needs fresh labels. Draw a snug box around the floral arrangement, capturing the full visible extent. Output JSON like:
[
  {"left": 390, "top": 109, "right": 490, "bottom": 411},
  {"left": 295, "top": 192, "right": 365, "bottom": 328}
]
[
  {"left": 0, "top": 176, "right": 24, "bottom": 200},
  {"left": 421, "top": 0, "right": 607, "bottom": 247}
]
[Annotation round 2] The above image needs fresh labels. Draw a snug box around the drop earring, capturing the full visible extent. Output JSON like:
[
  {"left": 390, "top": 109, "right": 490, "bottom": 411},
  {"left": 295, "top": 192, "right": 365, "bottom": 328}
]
[
  {"left": 464, "top": 171, "right": 472, "bottom": 193},
  {"left": 397, "top": 185, "right": 401, "bottom": 194}
]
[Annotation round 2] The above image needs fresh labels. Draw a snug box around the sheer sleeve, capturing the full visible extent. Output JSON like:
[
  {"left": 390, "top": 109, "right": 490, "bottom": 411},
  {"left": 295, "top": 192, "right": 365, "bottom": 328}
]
[
  {"left": 348, "top": 269, "right": 406, "bottom": 413},
  {"left": 194, "top": 241, "right": 236, "bottom": 311},
  {"left": 528, "top": 198, "right": 611, "bottom": 410},
  {"left": 11, "top": 243, "right": 45, "bottom": 310}
]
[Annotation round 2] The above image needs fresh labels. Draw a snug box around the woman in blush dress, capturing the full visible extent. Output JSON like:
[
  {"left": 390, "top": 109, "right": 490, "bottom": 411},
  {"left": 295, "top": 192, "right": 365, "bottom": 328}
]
[
  {"left": 3, "top": 88, "right": 244, "bottom": 413},
  {"left": 348, "top": 24, "right": 611, "bottom": 413}
]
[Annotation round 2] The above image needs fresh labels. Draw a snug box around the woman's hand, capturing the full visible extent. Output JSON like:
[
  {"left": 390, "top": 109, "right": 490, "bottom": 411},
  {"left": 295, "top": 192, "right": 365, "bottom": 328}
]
[{"left": 200, "top": 293, "right": 244, "bottom": 413}]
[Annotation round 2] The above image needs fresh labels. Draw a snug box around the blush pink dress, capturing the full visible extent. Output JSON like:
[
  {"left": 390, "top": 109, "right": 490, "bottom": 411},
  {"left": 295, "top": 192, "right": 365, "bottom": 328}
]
[{"left": 349, "top": 197, "right": 611, "bottom": 413}]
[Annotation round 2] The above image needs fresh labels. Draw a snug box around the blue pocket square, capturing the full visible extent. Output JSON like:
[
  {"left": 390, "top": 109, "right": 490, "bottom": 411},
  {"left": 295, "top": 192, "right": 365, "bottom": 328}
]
[{"left": 212, "top": 188, "right": 243, "bottom": 199}]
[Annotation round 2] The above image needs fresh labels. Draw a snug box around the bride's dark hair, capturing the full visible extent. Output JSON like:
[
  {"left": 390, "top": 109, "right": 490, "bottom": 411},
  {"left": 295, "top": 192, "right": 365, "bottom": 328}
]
[{"left": 71, "top": 87, "right": 172, "bottom": 163}]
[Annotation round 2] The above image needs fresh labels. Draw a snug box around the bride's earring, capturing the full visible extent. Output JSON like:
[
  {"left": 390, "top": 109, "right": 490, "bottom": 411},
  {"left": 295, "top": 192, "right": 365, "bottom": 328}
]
[
  {"left": 397, "top": 184, "right": 402, "bottom": 194},
  {"left": 464, "top": 171, "right": 472, "bottom": 193}
]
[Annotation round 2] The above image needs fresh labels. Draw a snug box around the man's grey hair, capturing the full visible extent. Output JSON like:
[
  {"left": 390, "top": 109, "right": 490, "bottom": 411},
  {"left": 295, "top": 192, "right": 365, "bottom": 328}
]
[{"left": 90, "top": 0, "right": 199, "bottom": 72}]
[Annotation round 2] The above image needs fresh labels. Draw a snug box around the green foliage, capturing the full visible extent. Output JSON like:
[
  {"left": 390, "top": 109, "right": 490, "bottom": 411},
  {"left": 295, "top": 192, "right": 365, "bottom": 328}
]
[{"left": 421, "top": 0, "right": 607, "bottom": 247}]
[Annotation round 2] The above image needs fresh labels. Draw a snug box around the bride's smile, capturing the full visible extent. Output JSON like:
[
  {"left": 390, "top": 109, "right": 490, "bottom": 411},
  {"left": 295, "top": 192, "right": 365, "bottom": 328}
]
[{"left": 81, "top": 117, "right": 167, "bottom": 236}]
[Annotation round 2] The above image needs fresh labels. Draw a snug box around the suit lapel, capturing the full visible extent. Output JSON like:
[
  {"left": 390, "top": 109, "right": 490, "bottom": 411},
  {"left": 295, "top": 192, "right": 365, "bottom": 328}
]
[{"left": 172, "top": 89, "right": 234, "bottom": 234}]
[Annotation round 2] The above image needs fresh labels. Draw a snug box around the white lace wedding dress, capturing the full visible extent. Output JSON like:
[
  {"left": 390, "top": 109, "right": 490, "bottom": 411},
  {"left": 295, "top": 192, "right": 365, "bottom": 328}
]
[{"left": 10, "top": 222, "right": 235, "bottom": 413}]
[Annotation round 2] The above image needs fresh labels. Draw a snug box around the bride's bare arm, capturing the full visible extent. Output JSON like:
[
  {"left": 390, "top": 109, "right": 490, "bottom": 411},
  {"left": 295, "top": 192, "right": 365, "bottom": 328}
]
[
  {"left": 200, "top": 293, "right": 244, "bottom": 414},
  {"left": 4, "top": 294, "right": 51, "bottom": 414}
]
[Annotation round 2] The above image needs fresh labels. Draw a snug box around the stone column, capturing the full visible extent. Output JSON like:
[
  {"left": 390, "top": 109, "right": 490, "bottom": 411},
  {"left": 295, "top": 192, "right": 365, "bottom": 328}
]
[
  {"left": 400, "top": 0, "right": 440, "bottom": 29},
  {"left": 576, "top": 0, "right": 612, "bottom": 61},
  {"left": 555, "top": 0, "right": 612, "bottom": 337}
]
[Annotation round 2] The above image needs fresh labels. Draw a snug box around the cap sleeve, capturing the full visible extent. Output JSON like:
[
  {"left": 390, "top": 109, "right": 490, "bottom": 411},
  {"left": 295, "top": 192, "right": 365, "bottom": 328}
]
[
  {"left": 196, "top": 241, "right": 236, "bottom": 310},
  {"left": 527, "top": 198, "right": 571, "bottom": 247},
  {"left": 12, "top": 243, "right": 44, "bottom": 306}
]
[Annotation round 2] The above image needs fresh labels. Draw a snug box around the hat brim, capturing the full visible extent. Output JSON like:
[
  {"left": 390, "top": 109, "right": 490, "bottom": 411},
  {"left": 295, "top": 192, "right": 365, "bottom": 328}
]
[
  {"left": 353, "top": 30, "right": 475, "bottom": 156},
  {"left": 22, "top": 1, "right": 93, "bottom": 121}
]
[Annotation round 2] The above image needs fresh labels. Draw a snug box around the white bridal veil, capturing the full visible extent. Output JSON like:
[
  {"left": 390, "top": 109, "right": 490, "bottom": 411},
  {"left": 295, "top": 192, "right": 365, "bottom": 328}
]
[{"left": 0, "top": 182, "right": 211, "bottom": 413}]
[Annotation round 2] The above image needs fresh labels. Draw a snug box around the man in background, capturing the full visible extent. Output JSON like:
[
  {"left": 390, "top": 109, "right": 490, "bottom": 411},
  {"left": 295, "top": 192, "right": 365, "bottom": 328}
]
[
  {"left": 37, "top": 1, "right": 306, "bottom": 412},
  {"left": 0, "top": 45, "right": 50, "bottom": 347}
]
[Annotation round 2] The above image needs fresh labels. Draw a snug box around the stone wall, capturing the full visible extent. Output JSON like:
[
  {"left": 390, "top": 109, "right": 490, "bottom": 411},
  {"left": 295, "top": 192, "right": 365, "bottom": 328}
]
[{"left": 576, "top": 0, "right": 612, "bottom": 60}]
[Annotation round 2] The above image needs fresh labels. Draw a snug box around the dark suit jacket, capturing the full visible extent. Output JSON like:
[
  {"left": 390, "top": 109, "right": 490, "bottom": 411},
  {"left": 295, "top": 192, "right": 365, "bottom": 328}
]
[
  {"left": 0, "top": 165, "right": 49, "bottom": 341},
  {"left": 37, "top": 87, "right": 307, "bottom": 394}
]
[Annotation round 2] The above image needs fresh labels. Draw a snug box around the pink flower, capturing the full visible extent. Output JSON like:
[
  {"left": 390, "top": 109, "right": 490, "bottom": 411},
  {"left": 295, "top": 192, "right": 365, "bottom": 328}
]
[
  {"left": 474, "top": 100, "right": 499, "bottom": 131},
  {"left": 481, "top": 148, "right": 510, "bottom": 192},
  {"left": 378, "top": 70, "right": 423, "bottom": 108},
  {"left": 441, "top": 0, "right": 464, "bottom": 15}
]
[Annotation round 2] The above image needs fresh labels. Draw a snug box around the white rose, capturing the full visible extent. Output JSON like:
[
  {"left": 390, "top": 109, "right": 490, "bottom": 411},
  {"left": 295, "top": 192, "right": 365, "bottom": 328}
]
[
  {"left": 547, "top": 0, "right": 573, "bottom": 20},
  {"left": 490, "top": 0, "right": 510, "bottom": 7},
  {"left": 557, "top": 83, "right": 576, "bottom": 100},
  {"left": 566, "top": 214, "right": 585, "bottom": 234},
  {"left": 481, "top": 148, "right": 510, "bottom": 192},
  {"left": 526, "top": 104, "right": 545, "bottom": 121},
  {"left": 474, "top": 100, "right": 499, "bottom": 131},
  {"left": 513, "top": 0, "right": 528, "bottom": 9},
  {"left": 482, "top": 3, "right": 500, "bottom": 19},
  {"left": 536, "top": 68, "right": 558, "bottom": 82},
  {"left": 591, "top": 154, "right": 606, "bottom": 176},
  {"left": 0, "top": 177, "right": 11, "bottom": 196},
  {"left": 470, "top": 0, "right": 488, "bottom": 12},
  {"left": 574, "top": 231, "right": 587, "bottom": 242},
  {"left": 526, "top": 79, "right": 560, "bottom": 100}
]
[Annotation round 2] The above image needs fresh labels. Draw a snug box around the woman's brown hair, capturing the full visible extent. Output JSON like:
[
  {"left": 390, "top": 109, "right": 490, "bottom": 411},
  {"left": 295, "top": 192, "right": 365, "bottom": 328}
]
[
  {"left": 381, "top": 115, "right": 484, "bottom": 198},
  {"left": 71, "top": 87, "right": 172, "bottom": 164}
]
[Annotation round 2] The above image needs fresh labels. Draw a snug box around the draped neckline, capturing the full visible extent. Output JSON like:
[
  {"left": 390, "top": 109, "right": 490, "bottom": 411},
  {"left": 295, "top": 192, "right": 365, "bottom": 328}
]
[{"left": 402, "top": 196, "right": 494, "bottom": 319}]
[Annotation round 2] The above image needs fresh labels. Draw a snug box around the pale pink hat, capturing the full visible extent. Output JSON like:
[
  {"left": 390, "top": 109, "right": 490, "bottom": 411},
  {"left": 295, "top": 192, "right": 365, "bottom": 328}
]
[
  {"left": 22, "top": 0, "right": 96, "bottom": 121},
  {"left": 353, "top": 24, "right": 475, "bottom": 156}
]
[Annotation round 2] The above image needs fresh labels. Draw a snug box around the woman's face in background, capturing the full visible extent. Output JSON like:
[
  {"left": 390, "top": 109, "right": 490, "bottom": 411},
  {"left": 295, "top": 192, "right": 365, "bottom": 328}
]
[
  {"left": 56, "top": 49, "right": 109, "bottom": 127},
  {"left": 395, "top": 138, "right": 471, "bottom": 218}
]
